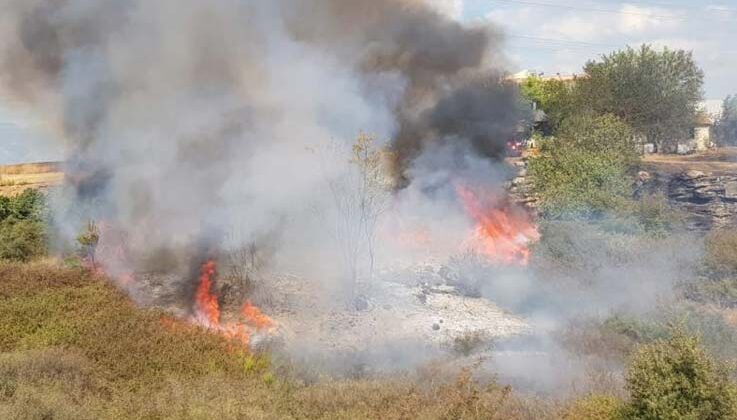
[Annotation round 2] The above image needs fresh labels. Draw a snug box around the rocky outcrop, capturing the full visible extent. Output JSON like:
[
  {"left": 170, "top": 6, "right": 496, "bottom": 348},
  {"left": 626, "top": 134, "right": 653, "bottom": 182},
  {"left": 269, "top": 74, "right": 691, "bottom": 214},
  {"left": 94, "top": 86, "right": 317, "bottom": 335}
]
[
  {"left": 506, "top": 159, "right": 539, "bottom": 210},
  {"left": 508, "top": 159, "right": 737, "bottom": 231},
  {"left": 664, "top": 170, "right": 737, "bottom": 230}
]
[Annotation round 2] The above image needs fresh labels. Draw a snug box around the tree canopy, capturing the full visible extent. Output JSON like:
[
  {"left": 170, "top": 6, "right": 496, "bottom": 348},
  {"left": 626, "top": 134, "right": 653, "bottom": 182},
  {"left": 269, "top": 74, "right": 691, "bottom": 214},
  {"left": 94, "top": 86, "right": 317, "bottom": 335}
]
[
  {"left": 577, "top": 45, "right": 704, "bottom": 152},
  {"left": 624, "top": 331, "right": 737, "bottom": 419},
  {"left": 520, "top": 75, "right": 577, "bottom": 130},
  {"left": 715, "top": 95, "right": 737, "bottom": 146},
  {"left": 528, "top": 114, "right": 638, "bottom": 217}
]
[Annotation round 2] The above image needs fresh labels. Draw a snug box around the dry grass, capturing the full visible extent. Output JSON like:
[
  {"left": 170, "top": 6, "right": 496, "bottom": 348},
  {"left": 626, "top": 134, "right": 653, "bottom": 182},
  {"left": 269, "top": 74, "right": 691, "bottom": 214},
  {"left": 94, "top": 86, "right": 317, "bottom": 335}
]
[
  {"left": 0, "top": 162, "right": 63, "bottom": 196},
  {"left": 0, "top": 260, "right": 565, "bottom": 419}
]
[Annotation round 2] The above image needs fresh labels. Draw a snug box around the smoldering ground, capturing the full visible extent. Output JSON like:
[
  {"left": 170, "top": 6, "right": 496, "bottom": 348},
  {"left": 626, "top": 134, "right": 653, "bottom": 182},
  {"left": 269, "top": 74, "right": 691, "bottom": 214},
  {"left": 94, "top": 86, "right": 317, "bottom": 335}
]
[{"left": 0, "top": 0, "right": 705, "bottom": 395}]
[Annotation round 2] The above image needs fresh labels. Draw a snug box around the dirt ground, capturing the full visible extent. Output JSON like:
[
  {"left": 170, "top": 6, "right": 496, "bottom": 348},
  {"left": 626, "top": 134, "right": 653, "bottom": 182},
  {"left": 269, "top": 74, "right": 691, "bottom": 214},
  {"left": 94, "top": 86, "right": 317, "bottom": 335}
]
[
  {"left": 0, "top": 161, "right": 63, "bottom": 196},
  {"left": 641, "top": 147, "right": 737, "bottom": 176}
]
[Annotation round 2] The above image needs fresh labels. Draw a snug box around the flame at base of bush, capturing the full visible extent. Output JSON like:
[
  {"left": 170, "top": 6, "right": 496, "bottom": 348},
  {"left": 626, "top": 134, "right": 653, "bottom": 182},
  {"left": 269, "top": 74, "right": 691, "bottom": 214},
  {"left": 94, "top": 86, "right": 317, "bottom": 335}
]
[
  {"left": 456, "top": 185, "right": 540, "bottom": 266},
  {"left": 192, "top": 260, "right": 275, "bottom": 348}
]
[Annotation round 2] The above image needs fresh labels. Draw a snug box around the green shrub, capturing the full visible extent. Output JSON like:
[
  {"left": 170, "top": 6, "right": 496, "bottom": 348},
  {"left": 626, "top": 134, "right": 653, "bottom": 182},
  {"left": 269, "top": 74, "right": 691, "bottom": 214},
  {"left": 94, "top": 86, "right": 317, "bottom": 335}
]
[
  {"left": 0, "top": 189, "right": 48, "bottom": 262},
  {"left": 704, "top": 230, "right": 737, "bottom": 276},
  {"left": 529, "top": 114, "right": 639, "bottom": 218},
  {"left": 0, "top": 219, "right": 46, "bottom": 262},
  {"left": 563, "top": 394, "right": 623, "bottom": 420},
  {"left": 623, "top": 331, "right": 737, "bottom": 420},
  {"left": 684, "top": 278, "right": 737, "bottom": 308}
]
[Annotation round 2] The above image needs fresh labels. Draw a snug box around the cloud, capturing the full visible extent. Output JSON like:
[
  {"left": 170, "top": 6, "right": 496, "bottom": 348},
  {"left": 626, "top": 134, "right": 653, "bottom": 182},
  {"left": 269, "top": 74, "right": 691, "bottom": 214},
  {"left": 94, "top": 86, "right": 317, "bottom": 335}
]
[
  {"left": 483, "top": 0, "right": 735, "bottom": 97},
  {"left": 617, "top": 4, "right": 681, "bottom": 33}
]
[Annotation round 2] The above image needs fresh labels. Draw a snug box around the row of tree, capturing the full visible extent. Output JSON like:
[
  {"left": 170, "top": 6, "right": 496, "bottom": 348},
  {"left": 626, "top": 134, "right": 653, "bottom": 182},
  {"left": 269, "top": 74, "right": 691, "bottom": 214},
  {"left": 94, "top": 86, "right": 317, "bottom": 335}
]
[
  {"left": 520, "top": 45, "right": 737, "bottom": 219},
  {"left": 521, "top": 44, "right": 705, "bottom": 153}
]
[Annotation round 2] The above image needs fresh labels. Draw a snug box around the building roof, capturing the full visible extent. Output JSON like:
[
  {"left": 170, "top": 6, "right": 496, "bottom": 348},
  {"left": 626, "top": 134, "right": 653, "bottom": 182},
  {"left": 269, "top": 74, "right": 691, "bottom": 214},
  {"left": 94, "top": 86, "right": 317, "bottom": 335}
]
[{"left": 507, "top": 69, "right": 584, "bottom": 84}]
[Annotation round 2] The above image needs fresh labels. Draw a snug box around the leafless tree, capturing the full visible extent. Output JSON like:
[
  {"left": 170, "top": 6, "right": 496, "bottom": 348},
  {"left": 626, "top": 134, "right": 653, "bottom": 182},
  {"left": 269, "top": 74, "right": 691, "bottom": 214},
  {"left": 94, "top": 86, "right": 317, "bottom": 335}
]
[{"left": 319, "top": 134, "right": 392, "bottom": 303}]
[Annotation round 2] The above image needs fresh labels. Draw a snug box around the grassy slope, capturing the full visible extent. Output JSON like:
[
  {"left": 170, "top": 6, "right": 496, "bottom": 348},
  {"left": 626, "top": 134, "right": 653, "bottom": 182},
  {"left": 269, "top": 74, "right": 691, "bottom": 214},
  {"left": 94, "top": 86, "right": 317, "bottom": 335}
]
[{"left": 0, "top": 261, "right": 554, "bottom": 420}]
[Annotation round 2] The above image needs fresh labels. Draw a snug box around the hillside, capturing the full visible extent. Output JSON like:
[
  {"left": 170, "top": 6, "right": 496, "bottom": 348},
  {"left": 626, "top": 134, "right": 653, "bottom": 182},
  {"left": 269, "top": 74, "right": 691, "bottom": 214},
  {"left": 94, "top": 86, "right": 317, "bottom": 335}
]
[{"left": 0, "top": 260, "right": 550, "bottom": 420}]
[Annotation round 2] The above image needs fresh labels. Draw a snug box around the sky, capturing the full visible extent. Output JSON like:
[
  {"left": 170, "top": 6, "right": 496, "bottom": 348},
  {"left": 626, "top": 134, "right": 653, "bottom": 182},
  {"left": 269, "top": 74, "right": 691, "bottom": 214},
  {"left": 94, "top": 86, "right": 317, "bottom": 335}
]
[
  {"left": 1, "top": 0, "right": 735, "bottom": 164},
  {"left": 457, "top": 0, "right": 737, "bottom": 99}
]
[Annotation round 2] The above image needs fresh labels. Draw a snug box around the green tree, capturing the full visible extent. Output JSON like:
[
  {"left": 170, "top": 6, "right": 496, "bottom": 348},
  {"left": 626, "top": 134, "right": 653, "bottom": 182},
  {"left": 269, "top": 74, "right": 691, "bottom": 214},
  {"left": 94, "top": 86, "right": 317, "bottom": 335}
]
[
  {"left": 714, "top": 95, "right": 737, "bottom": 146},
  {"left": 529, "top": 114, "right": 639, "bottom": 217},
  {"left": 624, "top": 331, "right": 737, "bottom": 420},
  {"left": 578, "top": 45, "right": 704, "bottom": 152},
  {"left": 520, "top": 75, "right": 577, "bottom": 129}
]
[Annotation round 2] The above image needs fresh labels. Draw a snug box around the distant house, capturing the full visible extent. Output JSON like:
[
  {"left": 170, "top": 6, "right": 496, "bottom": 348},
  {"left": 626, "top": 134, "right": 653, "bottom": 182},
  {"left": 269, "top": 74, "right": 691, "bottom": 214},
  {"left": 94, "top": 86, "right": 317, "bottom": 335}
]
[
  {"left": 509, "top": 71, "right": 722, "bottom": 155},
  {"left": 507, "top": 70, "right": 582, "bottom": 86},
  {"left": 676, "top": 101, "right": 722, "bottom": 154}
]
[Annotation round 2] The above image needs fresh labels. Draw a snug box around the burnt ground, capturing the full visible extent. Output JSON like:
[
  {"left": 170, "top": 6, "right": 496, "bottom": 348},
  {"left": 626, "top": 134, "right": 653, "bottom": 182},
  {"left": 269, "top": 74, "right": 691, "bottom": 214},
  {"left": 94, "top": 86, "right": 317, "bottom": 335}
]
[{"left": 247, "top": 263, "right": 530, "bottom": 375}]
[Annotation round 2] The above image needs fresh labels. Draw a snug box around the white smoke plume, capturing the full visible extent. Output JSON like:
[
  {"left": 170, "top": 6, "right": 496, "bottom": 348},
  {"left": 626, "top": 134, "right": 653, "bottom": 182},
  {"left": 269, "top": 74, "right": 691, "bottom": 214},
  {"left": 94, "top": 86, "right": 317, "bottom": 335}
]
[
  {"left": 0, "top": 0, "right": 525, "bottom": 306},
  {"left": 0, "top": 1, "right": 709, "bottom": 396}
]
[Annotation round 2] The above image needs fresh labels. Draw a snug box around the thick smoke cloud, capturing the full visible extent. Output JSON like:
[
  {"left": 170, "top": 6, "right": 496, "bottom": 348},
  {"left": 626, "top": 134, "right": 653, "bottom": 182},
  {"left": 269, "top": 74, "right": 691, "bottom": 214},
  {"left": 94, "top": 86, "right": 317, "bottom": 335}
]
[
  {"left": 0, "top": 0, "right": 525, "bottom": 291},
  {"left": 0, "top": 1, "right": 703, "bottom": 395}
]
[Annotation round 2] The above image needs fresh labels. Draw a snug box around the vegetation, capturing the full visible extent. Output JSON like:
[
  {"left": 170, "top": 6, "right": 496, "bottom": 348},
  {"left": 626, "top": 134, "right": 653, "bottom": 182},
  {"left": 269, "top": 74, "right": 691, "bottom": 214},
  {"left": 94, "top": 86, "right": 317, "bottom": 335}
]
[
  {"left": 0, "top": 260, "right": 555, "bottom": 419},
  {"left": 683, "top": 230, "right": 737, "bottom": 308},
  {"left": 578, "top": 45, "right": 704, "bottom": 152},
  {"left": 520, "top": 44, "right": 704, "bottom": 151},
  {"left": 524, "top": 47, "right": 700, "bottom": 222},
  {"left": 0, "top": 40, "right": 730, "bottom": 420},
  {"left": 0, "top": 189, "right": 47, "bottom": 262},
  {"left": 529, "top": 114, "right": 638, "bottom": 217},
  {"left": 562, "top": 394, "right": 622, "bottom": 420},
  {"left": 322, "top": 134, "right": 392, "bottom": 303},
  {"left": 520, "top": 75, "right": 577, "bottom": 129},
  {"left": 76, "top": 220, "right": 100, "bottom": 265},
  {"left": 623, "top": 331, "right": 737, "bottom": 419},
  {"left": 714, "top": 95, "right": 737, "bottom": 146}
]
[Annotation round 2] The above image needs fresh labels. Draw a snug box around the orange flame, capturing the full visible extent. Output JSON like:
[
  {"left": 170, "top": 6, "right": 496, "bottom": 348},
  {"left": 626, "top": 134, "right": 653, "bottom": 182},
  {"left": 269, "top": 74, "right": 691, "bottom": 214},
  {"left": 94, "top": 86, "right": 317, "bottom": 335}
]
[
  {"left": 192, "top": 260, "right": 275, "bottom": 347},
  {"left": 194, "top": 260, "right": 220, "bottom": 326},
  {"left": 456, "top": 185, "right": 540, "bottom": 265}
]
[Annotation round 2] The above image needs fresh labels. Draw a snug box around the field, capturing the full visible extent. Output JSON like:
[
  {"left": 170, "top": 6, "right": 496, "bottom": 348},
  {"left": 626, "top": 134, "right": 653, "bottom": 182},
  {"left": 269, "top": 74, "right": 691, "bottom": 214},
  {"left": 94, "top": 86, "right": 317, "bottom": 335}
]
[
  {"left": 0, "top": 259, "right": 564, "bottom": 420},
  {"left": 0, "top": 162, "right": 63, "bottom": 197}
]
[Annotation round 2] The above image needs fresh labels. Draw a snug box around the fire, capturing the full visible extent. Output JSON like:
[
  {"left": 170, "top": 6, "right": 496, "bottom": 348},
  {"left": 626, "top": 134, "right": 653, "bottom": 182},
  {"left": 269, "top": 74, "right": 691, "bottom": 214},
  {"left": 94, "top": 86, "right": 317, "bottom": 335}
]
[
  {"left": 192, "top": 260, "right": 275, "bottom": 347},
  {"left": 194, "top": 261, "right": 220, "bottom": 326},
  {"left": 456, "top": 185, "right": 540, "bottom": 265}
]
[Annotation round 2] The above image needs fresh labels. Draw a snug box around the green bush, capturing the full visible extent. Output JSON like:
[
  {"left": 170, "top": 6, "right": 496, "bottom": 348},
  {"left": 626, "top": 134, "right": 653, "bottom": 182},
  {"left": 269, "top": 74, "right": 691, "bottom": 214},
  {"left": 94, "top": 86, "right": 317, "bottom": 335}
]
[
  {"left": 529, "top": 114, "right": 639, "bottom": 218},
  {"left": 0, "top": 189, "right": 47, "bottom": 262},
  {"left": 623, "top": 331, "right": 737, "bottom": 420},
  {"left": 684, "top": 278, "right": 737, "bottom": 308},
  {"left": 0, "top": 189, "right": 46, "bottom": 222},
  {"left": 0, "top": 219, "right": 46, "bottom": 262},
  {"left": 563, "top": 394, "right": 623, "bottom": 420},
  {"left": 704, "top": 230, "right": 737, "bottom": 276}
]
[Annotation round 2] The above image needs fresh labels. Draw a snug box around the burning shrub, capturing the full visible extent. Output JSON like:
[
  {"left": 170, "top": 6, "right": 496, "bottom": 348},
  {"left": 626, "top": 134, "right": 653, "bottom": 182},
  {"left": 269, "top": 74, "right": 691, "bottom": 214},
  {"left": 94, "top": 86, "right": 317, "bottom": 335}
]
[{"left": 623, "top": 331, "right": 737, "bottom": 420}]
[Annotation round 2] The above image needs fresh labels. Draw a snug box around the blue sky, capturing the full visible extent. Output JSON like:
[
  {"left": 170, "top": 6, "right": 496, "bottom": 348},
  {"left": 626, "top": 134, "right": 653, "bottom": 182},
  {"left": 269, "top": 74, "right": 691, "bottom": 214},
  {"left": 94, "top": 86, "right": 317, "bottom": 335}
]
[
  {"left": 1, "top": 0, "right": 735, "bottom": 164},
  {"left": 453, "top": 0, "right": 737, "bottom": 98}
]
